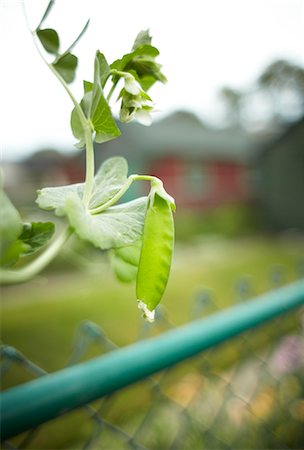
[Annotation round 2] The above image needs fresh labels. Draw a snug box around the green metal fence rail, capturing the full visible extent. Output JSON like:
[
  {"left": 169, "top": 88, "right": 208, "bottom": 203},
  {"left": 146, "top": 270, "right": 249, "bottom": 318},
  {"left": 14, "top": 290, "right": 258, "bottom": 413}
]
[{"left": 1, "top": 279, "right": 304, "bottom": 441}]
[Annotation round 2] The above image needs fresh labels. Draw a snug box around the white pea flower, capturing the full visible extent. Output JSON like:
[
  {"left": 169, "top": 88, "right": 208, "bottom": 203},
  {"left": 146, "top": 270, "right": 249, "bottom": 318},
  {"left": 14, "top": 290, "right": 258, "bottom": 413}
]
[
  {"left": 135, "top": 108, "right": 153, "bottom": 126},
  {"left": 111, "top": 69, "right": 156, "bottom": 126},
  {"left": 124, "top": 73, "right": 141, "bottom": 95},
  {"left": 119, "top": 86, "right": 154, "bottom": 126}
]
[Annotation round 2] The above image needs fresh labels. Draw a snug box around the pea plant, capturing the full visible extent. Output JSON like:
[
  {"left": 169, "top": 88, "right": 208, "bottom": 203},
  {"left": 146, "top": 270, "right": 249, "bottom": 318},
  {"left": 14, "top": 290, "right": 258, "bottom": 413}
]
[{"left": 0, "top": 0, "right": 175, "bottom": 322}]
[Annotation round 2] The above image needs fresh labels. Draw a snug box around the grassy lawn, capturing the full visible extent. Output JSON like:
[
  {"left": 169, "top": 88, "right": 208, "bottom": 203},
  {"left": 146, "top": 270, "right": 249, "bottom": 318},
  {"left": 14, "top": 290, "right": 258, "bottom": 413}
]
[
  {"left": 2, "top": 235, "right": 303, "bottom": 375},
  {"left": 1, "top": 235, "right": 304, "bottom": 448}
]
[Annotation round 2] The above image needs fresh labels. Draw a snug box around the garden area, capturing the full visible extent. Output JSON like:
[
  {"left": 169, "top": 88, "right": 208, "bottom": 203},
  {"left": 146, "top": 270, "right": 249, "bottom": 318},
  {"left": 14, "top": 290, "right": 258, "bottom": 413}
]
[{"left": 2, "top": 235, "right": 304, "bottom": 448}]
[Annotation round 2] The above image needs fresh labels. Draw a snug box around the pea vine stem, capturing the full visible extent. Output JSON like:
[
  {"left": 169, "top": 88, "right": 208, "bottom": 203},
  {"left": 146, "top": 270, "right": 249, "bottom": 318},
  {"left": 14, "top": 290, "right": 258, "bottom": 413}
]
[
  {"left": 0, "top": 227, "right": 73, "bottom": 285},
  {"left": 82, "top": 127, "right": 95, "bottom": 207},
  {"left": 32, "top": 43, "right": 95, "bottom": 205},
  {"left": 24, "top": 3, "right": 95, "bottom": 206},
  {"left": 47, "top": 63, "right": 95, "bottom": 207}
]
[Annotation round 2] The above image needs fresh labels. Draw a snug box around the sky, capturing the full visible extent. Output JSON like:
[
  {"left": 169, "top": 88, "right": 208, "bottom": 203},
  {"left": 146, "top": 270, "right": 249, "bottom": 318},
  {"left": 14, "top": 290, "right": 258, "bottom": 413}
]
[{"left": 1, "top": 0, "right": 304, "bottom": 160}]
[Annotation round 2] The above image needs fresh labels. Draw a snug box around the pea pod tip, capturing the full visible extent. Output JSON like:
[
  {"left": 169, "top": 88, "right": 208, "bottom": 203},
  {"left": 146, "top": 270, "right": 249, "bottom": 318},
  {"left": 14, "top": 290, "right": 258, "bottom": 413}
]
[{"left": 137, "top": 300, "right": 155, "bottom": 322}]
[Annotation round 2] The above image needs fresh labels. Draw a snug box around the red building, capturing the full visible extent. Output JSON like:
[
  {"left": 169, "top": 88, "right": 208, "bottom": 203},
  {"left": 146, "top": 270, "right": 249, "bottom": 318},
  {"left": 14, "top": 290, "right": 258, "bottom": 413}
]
[{"left": 97, "top": 110, "right": 257, "bottom": 210}]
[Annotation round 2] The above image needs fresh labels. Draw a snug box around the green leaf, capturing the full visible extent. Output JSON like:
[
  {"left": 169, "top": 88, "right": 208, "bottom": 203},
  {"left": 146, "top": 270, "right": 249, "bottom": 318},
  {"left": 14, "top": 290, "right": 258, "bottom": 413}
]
[
  {"left": 70, "top": 91, "right": 92, "bottom": 149},
  {"left": 70, "top": 52, "right": 120, "bottom": 147},
  {"left": 89, "top": 157, "right": 128, "bottom": 209},
  {"left": 70, "top": 107, "right": 86, "bottom": 149},
  {"left": 37, "top": 28, "right": 60, "bottom": 54},
  {"left": 19, "top": 222, "right": 55, "bottom": 256},
  {"left": 90, "top": 52, "right": 121, "bottom": 143},
  {"left": 36, "top": 183, "right": 84, "bottom": 216},
  {"left": 110, "top": 240, "right": 142, "bottom": 283},
  {"left": 90, "top": 85, "right": 121, "bottom": 143},
  {"left": 110, "top": 44, "right": 166, "bottom": 92},
  {"left": 132, "top": 30, "right": 152, "bottom": 50},
  {"left": 65, "top": 195, "right": 147, "bottom": 250},
  {"left": 83, "top": 80, "right": 93, "bottom": 93},
  {"left": 37, "top": 157, "right": 128, "bottom": 213},
  {"left": 110, "top": 256, "right": 138, "bottom": 283},
  {"left": 111, "top": 45, "right": 159, "bottom": 75},
  {"left": 94, "top": 51, "right": 110, "bottom": 89},
  {"left": 0, "top": 190, "right": 24, "bottom": 267},
  {"left": 138, "top": 75, "right": 158, "bottom": 92},
  {"left": 53, "top": 52, "right": 78, "bottom": 83}
]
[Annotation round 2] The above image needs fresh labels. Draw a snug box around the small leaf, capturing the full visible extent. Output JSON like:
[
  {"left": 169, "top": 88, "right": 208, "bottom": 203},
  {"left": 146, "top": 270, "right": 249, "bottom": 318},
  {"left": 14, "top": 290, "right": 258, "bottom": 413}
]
[
  {"left": 138, "top": 75, "right": 157, "bottom": 92},
  {"left": 110, "top": 44, "right": 166, "bottom": 92},
  {"left": 90, "top": 85, "right": 121, "bottom": 143},
  {"left": 113, "top": 240, "right": 141, "bottom": 266},
  {"left": 110, "top": 257, "right": 138, "bottom": 283},
  {"left": 71, "top": 58, "right": 120, "bottom": 147},
  {"left": 65, "top": 195, "right": 147, "bottom": 250},
  {"left": 70, "top": 91, "right": 92, "bottom": 149},
  {"left": 19, "top": 222, "right": 55, "bottom": 256},
  {"left": 0, "top": 189, "right": 24, "bottom": 267},
  {"left": 37, "top": 28, "right": 60, "bottom": 54},
  {"left": 53, "top": 53, "right": 78, "bottom": 83},
  {"left": 132, "top": 30, "right": 152, "bottom": 50},
  {"left": 111, "top": 45, "right": 159, "bottom": 77},
  {"left": 90, "top": 51, "right": 121, "bottom": 143},
  {"left": 94, "top": 51, "right": 110, "bottom": 89},
  {"left": 70, "top": 107, "right": 86, "bottom": 149},
  {"left": 110, "top": 240, "right": 142, "bottom": 283},
  {"left": 83, "top": 80, "right": 93, "bottom": 93}
]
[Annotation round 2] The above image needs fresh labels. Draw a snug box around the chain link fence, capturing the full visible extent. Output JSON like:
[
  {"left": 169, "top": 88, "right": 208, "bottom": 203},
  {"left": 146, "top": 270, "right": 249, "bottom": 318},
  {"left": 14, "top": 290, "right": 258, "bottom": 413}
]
[{"left": 1, "top": 266, "right": 304, "bottom": 449}]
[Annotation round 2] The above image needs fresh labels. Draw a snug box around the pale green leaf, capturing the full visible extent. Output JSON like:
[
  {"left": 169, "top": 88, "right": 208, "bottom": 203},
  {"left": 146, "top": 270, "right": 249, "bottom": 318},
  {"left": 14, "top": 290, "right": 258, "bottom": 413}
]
[
  {"left": 65, "top": 195, "right": 147, "bottom": 250},
  {"left": 109, "top": 254, "right": 138, "bottom": 283},
  {"left": 110, "top": 240, "right": 142, "bottom": 283},
  {"left": 36, "top": 183, "right": 84, "bottom": 216},
  {"left": 89, "top": 157, "right": 128, "bottom": 209},
  {"left": 37, "top": 157, "right": 128, "bottom": 213},
  {"left": 94, "top": 51, "right": 110, "bottom": 89},
  {"left": 132, "top": 30, "right": 152, "bottom": 50}
]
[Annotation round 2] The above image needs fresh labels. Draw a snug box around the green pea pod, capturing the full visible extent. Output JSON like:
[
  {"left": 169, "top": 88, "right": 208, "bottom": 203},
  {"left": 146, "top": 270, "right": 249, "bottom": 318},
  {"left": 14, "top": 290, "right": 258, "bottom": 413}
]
[{"left": 136, "top": 188, "right": 175, "bottom": 321}]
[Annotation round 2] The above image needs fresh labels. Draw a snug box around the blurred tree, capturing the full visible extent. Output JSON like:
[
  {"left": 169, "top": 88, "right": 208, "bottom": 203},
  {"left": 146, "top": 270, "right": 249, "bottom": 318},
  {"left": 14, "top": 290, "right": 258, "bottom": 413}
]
[
  {"left": 218, "top": 60, "right": 304, "bottom": 129},
  {"left": 258, "top": 59, "right": 304, "bottom": 123},
  {"left": 219, "top": 86, "right": 244, "bottom": 128}
]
